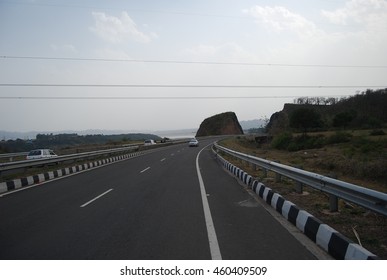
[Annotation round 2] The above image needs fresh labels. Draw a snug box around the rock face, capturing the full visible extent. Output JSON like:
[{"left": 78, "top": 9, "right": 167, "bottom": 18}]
[{"left": 196, "top": 112, "right": 244, "bottom": 137}]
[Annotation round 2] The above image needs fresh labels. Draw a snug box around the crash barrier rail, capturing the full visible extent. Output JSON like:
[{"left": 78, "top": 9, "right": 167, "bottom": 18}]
[
  {"left": 0, "top": 146, "right": 139, "bottom": 176},
  {"left": 213, "top": 145, "right": 378, "bottom": 260},
  {"left": 0, "top": 152, "right": 29, "bottom": 160},
  {"left": 0, "top": 138, "right": 191, "bottom": 177},
  {"left": 213, "top": 142, "right": 387, "bottom": 217}
]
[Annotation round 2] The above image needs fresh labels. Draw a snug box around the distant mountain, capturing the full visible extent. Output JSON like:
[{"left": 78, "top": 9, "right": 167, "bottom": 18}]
[
  {"left": 0, "top": 128, "right": 197, "bottom": 141},
  {"left": 154, "top": 128, "right": 197, "bottom": 139},
  {"left": 0, "top": 131, "right": 37, "bottom": 141},
  {"left": 239, "top": 119, "right": 267, "bottom": 130}
]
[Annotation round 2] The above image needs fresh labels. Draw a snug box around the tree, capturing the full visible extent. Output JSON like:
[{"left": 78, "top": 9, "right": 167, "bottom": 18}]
[
  {"left": 332, "top": 111, "right": 357, "bottom": 128},
  {"left": 289, "top": 108, "right": 323, "bottom": 134}
]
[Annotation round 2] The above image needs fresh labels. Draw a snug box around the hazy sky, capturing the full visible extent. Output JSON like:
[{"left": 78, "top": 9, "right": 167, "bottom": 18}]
[{"left": 1, "top": 0, "right": 386, "bottom": 133}]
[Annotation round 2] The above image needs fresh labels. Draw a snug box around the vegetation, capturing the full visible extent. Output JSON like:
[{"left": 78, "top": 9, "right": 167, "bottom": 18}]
[
  {"left": 267, "top": 88, "right": 387, "bottom": 135},
  {"left": 0, "top": 133, "right": 162, "bottom": 154},
  {"left": 289, "top": 108, "right": 323, "bottom": 133}
]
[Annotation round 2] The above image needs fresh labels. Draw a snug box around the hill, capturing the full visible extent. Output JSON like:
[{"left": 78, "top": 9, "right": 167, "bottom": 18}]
[
  {"left": 267, "top": 88, "right": 387, "bottom": 135},
  {"left": 196, "top": 112, "right": 244, "bottom": 137}
]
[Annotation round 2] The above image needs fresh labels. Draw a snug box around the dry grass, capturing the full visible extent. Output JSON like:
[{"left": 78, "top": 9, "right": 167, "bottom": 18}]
[{"left": 219, "top": 135, "right": 387, "bottom": 259}]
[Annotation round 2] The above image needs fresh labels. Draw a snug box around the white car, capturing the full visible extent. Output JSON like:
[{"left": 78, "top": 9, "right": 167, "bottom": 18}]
[
  {"left": 144, "top": 139, "right": 156, "bottom": 146},
  {"left": 188, "top": 138, "right": 199, "bottom": 147},
  {"left": 26, "top": 149, "right": 58, "bottom": 160}
]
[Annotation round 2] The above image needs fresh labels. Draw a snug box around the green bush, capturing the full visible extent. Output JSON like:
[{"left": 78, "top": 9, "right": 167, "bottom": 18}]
[
  {"left": 292, "top": 134, "right": 325, "bottom": 150},
  {"left": 326, "top": 132, "right": 353, "bottom": 144},
  {"left": 271, "top": 132, "right": 293, "bottom": 150},
  {"left": 272, "top": 133, "right": 325, "bottom": 151}
]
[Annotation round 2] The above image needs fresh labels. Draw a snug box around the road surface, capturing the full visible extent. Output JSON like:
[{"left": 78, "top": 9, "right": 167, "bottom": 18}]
[{"left": 0, "top": 138, "right": 324, "bottom": 259}]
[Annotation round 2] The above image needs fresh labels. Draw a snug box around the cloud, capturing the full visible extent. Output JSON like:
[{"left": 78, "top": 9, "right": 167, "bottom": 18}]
[
  {"left": 320, "top": 0, "right": 387, "bottom": 63},
  {"left": 243, "top": 6, "right": 319, "bottom": 37},
  {"left": 242, "top": 2, "right": 387, "bottom": 66},
  {"left": 321, "top": 0, "right": 387, "bottom": 28},
  {"left": 90, "top": 11, "right": 153, "bottom": 43}
]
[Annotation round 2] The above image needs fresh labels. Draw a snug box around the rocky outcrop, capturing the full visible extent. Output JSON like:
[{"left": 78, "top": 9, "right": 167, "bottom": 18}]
[{"left": 196, "top": 112, "right": 244, "bottom": 137}]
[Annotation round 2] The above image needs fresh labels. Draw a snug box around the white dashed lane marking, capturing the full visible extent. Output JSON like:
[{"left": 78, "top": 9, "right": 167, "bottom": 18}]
[
  {"left": 140, "top": 167, "right": 151, "bottom": 173},
  {"left": 80, "top": 188, "right": 113, "bottom": 208}
]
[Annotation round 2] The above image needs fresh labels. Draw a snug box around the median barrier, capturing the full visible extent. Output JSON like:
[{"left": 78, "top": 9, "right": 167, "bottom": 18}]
[{"left": 0, "top": 151, "right": 143, "bottom": 194}]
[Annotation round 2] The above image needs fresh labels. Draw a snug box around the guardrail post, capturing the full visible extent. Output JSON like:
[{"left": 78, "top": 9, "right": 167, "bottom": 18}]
[
  {"left": 274, "top": 161, "right": 281, "bottom": 182},
  {"left": 329, "top": 195, "right": 339, "bottom": 212},
  {"left": 295, "top": 166, "right": 303, "bottom": 194},
  {"left": 275, "top": 172, "right": 281, "bottom": 182},
  {"left": 295, "top": 181, "right": 303, "bottom": 194},
  {"left": 328, "top": 173, "right": 339, "bottom": 212}
]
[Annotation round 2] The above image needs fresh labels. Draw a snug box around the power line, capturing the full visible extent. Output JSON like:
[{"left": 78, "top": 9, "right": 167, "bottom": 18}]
[
  {"left": 0, "top": 95, "right": 349, "bottom": 100},
  {"left": 0, "top": 83, "right": 385, "bottom": 88},
  {"left": 2, "top": 55, "right": 387, "bottom": 69}
]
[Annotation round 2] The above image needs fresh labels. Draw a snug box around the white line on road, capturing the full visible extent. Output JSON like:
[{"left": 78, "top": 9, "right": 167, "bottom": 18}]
[
  {"left": 160, "top": 158, "right": 166, "bottom": 162},
  {"left": 80, "top": 188, "right": 113, "bottom": 208},
  {"left": 196, "top": 143, "right": 222, "bottom": 260},
  {"left": 140, "top": 167, "right": 151, "bottom": 173}
]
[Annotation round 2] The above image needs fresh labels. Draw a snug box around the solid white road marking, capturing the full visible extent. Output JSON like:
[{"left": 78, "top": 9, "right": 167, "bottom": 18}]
[
  {"left": 196, "top": 143, "right": 222, "bottom": 260},
  {"left": 80, "top": 188, "right": 113, "bottom": 208},
  {"left": 140, "top": 167, "right": 151, "bottom": 173},
  {"left": 160, "top": 158, "right": 166, "bottom": 162}
]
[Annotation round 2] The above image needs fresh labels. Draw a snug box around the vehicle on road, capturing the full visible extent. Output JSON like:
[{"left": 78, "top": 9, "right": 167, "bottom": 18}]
[
  {"left": 144, "top": 139, "right": 156, "bottom": 146},
  {"left": 26, "top": 149, "right": 58, "bottom": 160},
  {"left": 188, "top": 138, "right": 199, "bottom": 147}
]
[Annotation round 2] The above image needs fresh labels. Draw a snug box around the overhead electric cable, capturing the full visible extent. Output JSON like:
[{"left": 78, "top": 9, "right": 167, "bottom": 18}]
[
  {"left": 1, "top": 55, "right": 387, "bottom": 69},
  {"left": 0, "top": 95, "right": 349, "bottom": 100},
  {"left": 0, "top": 83, "right": 385, "bottom": 88}
]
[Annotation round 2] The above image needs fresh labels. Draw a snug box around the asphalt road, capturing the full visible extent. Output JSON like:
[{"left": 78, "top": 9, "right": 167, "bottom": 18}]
[{"left": 0, "top": 138, "right": 321, "bottom": 260}]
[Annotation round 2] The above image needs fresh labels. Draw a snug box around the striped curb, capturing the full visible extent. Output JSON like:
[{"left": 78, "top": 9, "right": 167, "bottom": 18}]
[
  {"left": 0, "top": 151, "right": 144, "bottom": 194},
  {"left": 215, "top": 152, "right": 378, "bottom": 260}
]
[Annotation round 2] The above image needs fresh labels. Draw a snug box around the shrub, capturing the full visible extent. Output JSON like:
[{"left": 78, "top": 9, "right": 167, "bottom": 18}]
[
  {"left": 326, "top": 132, "right": 353, "bottom": 145},
  {"left": 271, "top": 132, "right": 293, "bottom": 150},
  {"left": 370, "top": 129, "right": 386, "bottom": 136}
]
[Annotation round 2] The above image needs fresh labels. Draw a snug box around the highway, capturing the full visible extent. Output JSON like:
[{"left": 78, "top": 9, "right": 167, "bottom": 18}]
[{"left": 0, "top": 138, "right": 323, "bottom": 260}]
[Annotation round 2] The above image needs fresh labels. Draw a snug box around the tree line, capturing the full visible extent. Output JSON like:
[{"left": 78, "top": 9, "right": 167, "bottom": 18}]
[
  {"left": 293, "top": 96, "right": 348, "bottom": 105},
  {"left": 0, "top": 133, "right": 161, "bottom": 153}
]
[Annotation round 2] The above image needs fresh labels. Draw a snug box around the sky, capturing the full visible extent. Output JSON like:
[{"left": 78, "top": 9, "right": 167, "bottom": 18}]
[{"left": 0, "top": 0, "right": 387, "bottom": 134}]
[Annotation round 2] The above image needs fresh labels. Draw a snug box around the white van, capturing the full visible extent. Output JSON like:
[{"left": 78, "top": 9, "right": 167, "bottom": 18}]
[{"left": 26, "top": 149, "right": 58, "bottom": 160}]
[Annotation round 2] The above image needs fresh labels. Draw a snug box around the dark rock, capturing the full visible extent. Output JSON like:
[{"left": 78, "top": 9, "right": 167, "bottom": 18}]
[{"left": 196, "top": 112, "right": 244, "bottom": 137}]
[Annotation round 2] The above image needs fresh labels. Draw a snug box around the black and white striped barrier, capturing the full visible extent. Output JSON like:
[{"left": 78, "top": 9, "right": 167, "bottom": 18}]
[
  {"left": 0, "top": 151, "right": 144, "bottom": 194},
  {"left": 215, "top": 152, "right": 378, "bottom": 260}
]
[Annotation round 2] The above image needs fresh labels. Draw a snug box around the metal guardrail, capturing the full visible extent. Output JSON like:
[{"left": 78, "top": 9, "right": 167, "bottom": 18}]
[
  {"left": 214, "top": 142, "right": 387, "bottom": 216},
  {"left": 0, "top": 152, "right": 29, "bottom": 161},
  {"left": 0, "top": 146, "right": 139, "bottom": 175},
  {"left": 0, "top": 138, "right": 192, "bottom": 176}
]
